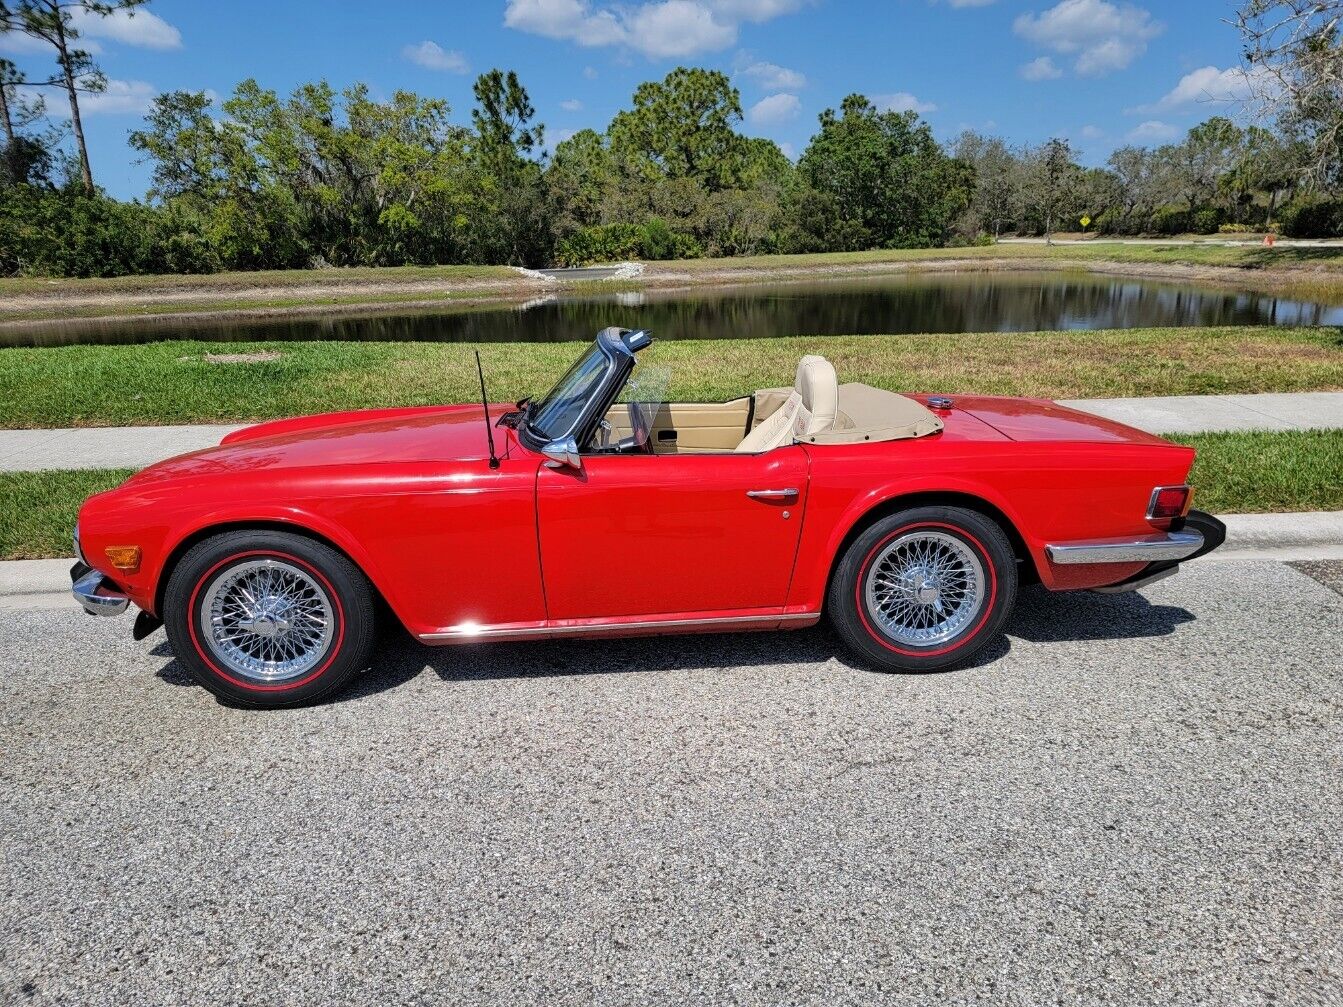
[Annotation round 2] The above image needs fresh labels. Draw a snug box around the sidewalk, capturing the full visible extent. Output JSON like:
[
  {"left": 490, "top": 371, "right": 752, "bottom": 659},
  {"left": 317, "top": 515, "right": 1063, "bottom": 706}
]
[{"left": 1, "top": 391, "right": 1341, "bottom": 472}]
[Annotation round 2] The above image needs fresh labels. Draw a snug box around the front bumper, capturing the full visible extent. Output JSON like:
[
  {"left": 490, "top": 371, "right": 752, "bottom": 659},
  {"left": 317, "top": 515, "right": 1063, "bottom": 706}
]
[{"left": 70, "top": 561, "right": 130, "bottom": 617}]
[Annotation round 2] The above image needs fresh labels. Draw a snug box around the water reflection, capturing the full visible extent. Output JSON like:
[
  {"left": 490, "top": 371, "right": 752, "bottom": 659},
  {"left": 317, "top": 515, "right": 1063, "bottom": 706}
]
[{"left": 5, "top": 270, "right": 1342, "bottom": 348}]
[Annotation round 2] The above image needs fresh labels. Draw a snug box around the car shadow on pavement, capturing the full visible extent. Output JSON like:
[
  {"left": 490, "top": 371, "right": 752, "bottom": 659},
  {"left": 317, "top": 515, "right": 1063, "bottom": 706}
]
[
  {"left": 1007, "top": 584, "right": 1195, "bottom": 643},
  {"left": 147, "top": 586, "right": 1195, "bottom": 704}
]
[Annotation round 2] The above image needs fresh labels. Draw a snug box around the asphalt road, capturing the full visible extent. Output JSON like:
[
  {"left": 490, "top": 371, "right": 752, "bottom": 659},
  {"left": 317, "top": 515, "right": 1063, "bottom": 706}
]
[{"left": 2, "top": 559, "right": 1340, "bottom": 1006}]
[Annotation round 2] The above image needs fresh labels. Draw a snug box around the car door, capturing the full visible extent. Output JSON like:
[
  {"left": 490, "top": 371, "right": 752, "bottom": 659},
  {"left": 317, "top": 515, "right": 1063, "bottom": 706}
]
[{"left": 535, "top": 446, "right": 809, "bottom": 621}]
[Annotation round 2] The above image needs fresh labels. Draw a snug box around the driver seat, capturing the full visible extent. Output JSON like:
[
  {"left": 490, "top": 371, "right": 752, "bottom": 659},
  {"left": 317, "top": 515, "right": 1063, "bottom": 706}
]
[{"left": 736, "top": 355, "right": 838, "bottom": 453}]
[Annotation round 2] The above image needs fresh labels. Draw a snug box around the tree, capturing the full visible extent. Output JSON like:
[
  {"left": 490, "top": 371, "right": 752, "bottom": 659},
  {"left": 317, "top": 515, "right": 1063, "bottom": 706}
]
[
  {"left": 1021, "top": 138, "right": 1078, "bottom": 244},
  {"left": 1170, "top": 117, "right": 1246, "bottom": 211},
  {"left": 469, "top": 69, "right": 548, "bottom": 265},
  {"left": 1235, "top": 1, "right": 1343, "bottom": 183},
  {"left": 953, "top": 131, "right": 1019, "bottom": 238},
  {"left": 0, "top": 1, "right": 150, "bottom": 194},
  {"left": 608, "top": 67, "right": 746, "bottom": 191},
  {"left": 0, "top": 56, "right": 56, "bottom": 185},
  {"left": 1106, "top": 145, "right": 1161, "bottom": 229},
  {"left": 797, "top": 94, "right": 974, "bottom": 249}
]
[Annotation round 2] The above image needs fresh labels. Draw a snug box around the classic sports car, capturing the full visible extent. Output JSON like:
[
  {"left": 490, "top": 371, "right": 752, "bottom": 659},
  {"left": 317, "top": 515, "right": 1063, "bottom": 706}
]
[{"left": 73, "top": 326, "right": 1225, "bottom": 707}]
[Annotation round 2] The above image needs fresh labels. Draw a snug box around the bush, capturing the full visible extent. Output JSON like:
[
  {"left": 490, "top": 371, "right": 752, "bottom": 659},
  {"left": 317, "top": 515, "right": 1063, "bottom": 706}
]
[
  {"left": 1278, "top": 198, "right": 1343, "bottom": 238},
  {"left": 1150, "top": 206, "right": 1190, "bottom": 235},
  {"left": 554, "top": 220, "right": 701, "bottom": 266},
  {"left": 1190, "top": 208, "right": 1224, "bottom": 234}
]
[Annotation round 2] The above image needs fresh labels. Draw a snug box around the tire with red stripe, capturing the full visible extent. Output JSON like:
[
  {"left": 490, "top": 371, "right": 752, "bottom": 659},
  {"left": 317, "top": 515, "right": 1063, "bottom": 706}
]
[
  {"left": 163, "top": 531, "right": 376, "bottom": 707},
  {"left": 828, "top": 507, "right": 1017, "bottom": 672}
]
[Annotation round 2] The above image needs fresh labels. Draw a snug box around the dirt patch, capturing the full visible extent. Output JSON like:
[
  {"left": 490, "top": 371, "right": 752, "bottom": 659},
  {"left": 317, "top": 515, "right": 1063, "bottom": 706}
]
[{"left": 198, "top": 351, "right": 286, "bottom": 364}]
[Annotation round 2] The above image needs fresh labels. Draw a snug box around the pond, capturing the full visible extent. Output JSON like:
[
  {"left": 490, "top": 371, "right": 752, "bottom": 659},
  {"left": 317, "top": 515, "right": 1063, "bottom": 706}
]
[{"left": 6, "top": 270, "right": 1343, "bottom": 348}]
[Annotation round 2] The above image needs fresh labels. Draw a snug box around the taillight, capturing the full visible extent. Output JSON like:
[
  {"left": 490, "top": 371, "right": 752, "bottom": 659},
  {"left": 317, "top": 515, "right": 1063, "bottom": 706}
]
[{"left": 1147, "top": 485, "right": 1192, "bottom": 522}]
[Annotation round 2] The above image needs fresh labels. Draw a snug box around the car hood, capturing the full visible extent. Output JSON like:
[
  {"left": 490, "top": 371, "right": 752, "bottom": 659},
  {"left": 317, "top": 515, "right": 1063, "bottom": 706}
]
[
  {"left": 128, "top": 405, "right": 503, "bottom": 483},
  {"left": 910, "top": 394, "right": 1172, "bottom": 446}
]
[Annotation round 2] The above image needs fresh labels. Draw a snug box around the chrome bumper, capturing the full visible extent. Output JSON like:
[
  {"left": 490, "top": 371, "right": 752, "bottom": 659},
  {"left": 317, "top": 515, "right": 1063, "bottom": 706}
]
[
  {"left": 71, "top": 563, "right": 129, "bottom": 617},
  {"left": 1045, "top": 529, "right": 1204, "bottom": 565}
]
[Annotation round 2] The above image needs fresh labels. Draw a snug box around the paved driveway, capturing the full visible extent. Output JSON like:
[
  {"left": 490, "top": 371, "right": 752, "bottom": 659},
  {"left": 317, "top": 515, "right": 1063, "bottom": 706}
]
[{"left": 2, "top": 560, "right": 1340, "bottom": 1005}]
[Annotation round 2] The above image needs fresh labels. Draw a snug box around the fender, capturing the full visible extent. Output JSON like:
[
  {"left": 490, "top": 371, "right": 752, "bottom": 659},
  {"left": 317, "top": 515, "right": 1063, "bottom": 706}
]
[
  {"left": 788, "top": 473, "right": 1045, "bottom": 611},
  {"left": 150, "top": 504, "right": 402, "bottom": 620}
]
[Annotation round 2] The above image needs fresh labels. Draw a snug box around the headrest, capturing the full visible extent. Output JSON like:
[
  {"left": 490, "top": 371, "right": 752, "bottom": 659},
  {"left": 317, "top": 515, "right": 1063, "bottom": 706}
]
[{"left": 794, "top": 355, "right": 838, "bottom": 431}]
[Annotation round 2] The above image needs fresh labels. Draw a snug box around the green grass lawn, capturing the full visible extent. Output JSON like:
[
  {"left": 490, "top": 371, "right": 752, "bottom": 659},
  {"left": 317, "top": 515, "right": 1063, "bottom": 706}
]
[
  {"left": 1184, "top": 429, "right": 1343, "bottom": 514},
  {"left": 2, "top": 326, "right": 1340, "bottom": 428},
  {"left": 0, "top": 468, "right": 135, "bottom": 560},
  {"left": 2, "top": 430, "right": 1336, "bottom": 560}
]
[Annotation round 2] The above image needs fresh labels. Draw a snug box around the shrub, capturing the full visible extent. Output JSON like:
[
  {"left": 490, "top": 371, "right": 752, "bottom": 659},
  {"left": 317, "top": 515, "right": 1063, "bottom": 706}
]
[
  {"left": 554, "top": 220, "right": 701, "bottom": 266},
  {"left": 1150, "top": 206, "right": 1190, "bottom": 235},
  {"left": 1190, "top": 208, "right": 1224, "bottom": 234},
  {"left": 1278, "top": 198, "right": 1343, "bottom": 238}
]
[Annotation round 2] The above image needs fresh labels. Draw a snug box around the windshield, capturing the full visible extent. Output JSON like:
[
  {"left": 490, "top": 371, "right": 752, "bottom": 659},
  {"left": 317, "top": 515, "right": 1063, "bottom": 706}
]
[{"left": 527, "top": 343, "right": 610, "bottom": 441}]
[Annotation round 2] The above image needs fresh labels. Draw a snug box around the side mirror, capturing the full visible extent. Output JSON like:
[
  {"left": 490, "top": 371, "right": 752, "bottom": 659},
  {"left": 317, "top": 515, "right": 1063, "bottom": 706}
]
[{"left": 542, "top": 436, "right": 582, "bottom": 472}]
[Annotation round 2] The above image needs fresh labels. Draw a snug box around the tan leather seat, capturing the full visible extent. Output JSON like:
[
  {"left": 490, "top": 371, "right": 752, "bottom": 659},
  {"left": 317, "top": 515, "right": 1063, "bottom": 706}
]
[{"left": 736, "top": 355, "right": 838, "bottom": 453}]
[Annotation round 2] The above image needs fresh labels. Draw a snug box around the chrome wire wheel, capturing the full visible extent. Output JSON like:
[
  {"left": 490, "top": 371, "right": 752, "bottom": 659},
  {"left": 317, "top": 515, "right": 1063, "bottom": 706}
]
[
  {"left": 863, "top": 530, "right": 987, "bottom": 649},
  {"left": 200, "top": 558, "right": 335, "bottom": 684}
]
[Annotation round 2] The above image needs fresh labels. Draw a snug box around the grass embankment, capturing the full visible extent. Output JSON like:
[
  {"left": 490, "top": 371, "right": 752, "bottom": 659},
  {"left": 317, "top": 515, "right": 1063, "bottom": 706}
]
[
  {"left": 2, "top": 431, "right": 1337, "bottom": 560},
  {"left": 2, "top": 326, "right": 1340, "bottom": 428},
  {"left": 6, "top": 244, "right": 1343, "bottom": 323}
]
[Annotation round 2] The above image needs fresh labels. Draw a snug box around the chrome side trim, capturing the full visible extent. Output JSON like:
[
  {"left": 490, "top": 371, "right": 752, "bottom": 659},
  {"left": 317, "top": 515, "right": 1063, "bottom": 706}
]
[
  {"left": 1091, "top": 565, "right": 1180, "bottom": 595},
  {"left": 72, "top": 568, "right": 130, "bottom": 616},
  {"left": 419, "top": 611, "right": 819, "bottom": 642},
  {"left": 1046, "top": 529, "right": 1204, "bottom": 565}
]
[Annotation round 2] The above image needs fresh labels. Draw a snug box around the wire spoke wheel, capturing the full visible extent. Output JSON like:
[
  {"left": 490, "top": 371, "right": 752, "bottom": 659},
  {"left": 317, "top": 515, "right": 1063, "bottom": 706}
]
[
  {"left": 201, "top": 558, "right": 335, "bottom": 684},
  {"left": 863, "top": 530, "right": 986, "bottom": 649}
]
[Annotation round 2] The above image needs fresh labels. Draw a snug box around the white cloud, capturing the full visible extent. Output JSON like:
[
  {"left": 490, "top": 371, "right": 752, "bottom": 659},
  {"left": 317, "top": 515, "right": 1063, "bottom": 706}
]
[
  {"left": 875, "top": 92, "right": 937, "bottom": 114},
  {"left": 560, "top": 98, "right": 584, "bottom": 111},
  {"left": 711, "top": 0, "right": 806, "bottom": 21},
  {"left": 1127, "top": 119, "right": 1179, "bottom": 142},
  {"left": 81, "top": 79, "right": 157, "bottom": 115},
  {"left": 748, "top": 91, "right": 801, "bottom": 124},
  {"left": 503, "top": 0, "right": 802, "bottom": 58},
  {"left": 70, "top": 7, "right": 181, "bottom": 49},
  {"left": 1014, "top": 0, "right": 1161, "bottom": 77},
  {"left": 1138, "top": 64, "right": 1271, "bottom": 112},
  {"left": 779, "top": 140, "right": 796, "bottom": 159},
  {"left": 1080, "top": 123, "right": 1104, "bottom": 139},
  {"left": 741, "top": 60, "right": 805, "bottom": 91},
  {"left": 583, "top": 65, "right": 599, "bottom": 78},
  {"left": 1019, "top": 56, "right": 1062, "bottom": 81},
  {"left": 402, "top": 40, "right": 469, "bottom": 72},
  {"left": 504, "top": 0, "right": 626, "bottom": 46},
  {"left": 625, "top": 1, "right": 736, "bottom": 57}
]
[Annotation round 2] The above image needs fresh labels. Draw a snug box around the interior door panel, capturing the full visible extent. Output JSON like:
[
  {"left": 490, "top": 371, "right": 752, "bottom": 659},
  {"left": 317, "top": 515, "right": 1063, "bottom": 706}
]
[{"left": 602, "top": 399, "right": 752, "bottom": 453}]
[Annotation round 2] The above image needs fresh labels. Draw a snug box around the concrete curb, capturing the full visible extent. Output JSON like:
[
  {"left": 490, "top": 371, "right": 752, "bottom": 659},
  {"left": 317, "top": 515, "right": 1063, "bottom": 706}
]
[{"left": 4, "top": 511, "right": 1341, "bottom": 610}]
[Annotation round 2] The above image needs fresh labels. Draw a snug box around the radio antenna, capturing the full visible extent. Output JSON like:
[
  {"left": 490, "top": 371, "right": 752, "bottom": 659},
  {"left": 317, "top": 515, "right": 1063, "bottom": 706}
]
[{"left": 475, "top": 350, "right": 500, "bottom": 470}]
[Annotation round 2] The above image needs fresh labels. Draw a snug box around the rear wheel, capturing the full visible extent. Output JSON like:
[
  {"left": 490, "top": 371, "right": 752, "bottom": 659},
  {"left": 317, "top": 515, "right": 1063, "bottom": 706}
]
[
  {"left": 163, "top": 530, "right": 376, "bottom": 707},
  {"left": 828, "top": 506, "right": 1017, "bottom": 672}
]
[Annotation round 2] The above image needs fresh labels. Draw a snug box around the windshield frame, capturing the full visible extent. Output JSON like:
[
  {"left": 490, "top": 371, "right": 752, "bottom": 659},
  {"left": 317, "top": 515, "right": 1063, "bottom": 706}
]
[{"left": 519, "top": 327, "right": 643, "bottom": 450}]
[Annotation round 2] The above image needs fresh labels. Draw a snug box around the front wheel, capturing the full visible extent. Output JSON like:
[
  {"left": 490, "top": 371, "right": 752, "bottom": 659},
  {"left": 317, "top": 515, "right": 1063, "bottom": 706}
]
[
  {"left": 828, "top": 506, "right": 1017, "bottom": 672},
  {"left": 163, "top": 530, "right": 376, "bottom": 707}
]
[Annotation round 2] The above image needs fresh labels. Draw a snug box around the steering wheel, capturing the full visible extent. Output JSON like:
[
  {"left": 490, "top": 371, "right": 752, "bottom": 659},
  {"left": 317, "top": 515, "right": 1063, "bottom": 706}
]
[{"left": 626, "top": 401, "right": 656, "bottom": 454}]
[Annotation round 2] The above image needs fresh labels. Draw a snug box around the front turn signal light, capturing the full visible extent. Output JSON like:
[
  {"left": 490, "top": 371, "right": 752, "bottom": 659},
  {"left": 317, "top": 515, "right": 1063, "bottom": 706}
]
[
  {"left": 1147, "top": 485, "right": 1192, "bottom": 522},
  {"left": 105, "top": 546, "right": 142, "bottom": 573}
]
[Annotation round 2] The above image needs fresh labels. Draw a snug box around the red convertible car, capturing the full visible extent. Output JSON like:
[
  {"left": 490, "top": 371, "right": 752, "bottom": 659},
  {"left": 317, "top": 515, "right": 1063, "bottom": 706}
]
[{"left": 73, "top": 327, "right": 1224, "bottom": 707}]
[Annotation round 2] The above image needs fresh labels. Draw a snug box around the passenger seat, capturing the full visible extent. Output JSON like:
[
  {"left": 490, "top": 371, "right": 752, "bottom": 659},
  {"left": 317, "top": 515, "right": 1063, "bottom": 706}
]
[{"left": 736, "top": 355, "right": 838, "bottom": 453}]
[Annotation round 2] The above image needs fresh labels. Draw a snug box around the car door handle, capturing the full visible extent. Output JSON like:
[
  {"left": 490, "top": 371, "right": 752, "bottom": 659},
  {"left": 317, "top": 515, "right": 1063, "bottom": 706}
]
[{"left": 746, "top": 488, "right": 799, "bottom": 500}]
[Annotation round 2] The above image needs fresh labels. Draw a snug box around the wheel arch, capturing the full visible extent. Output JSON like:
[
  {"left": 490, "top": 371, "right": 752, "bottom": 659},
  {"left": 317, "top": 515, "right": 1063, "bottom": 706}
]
[
  {"left": 153, "top": 519, "right": 401, "bottom": 629},
  {"left": 821, "top": 490, "right": 1039, "bottom": 607}
]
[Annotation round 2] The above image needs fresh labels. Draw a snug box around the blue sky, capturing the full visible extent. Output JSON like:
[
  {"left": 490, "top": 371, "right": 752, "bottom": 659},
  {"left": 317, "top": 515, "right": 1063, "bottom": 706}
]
[{"left": 2, "top": 0, "right": 1259, "bottom": 200}]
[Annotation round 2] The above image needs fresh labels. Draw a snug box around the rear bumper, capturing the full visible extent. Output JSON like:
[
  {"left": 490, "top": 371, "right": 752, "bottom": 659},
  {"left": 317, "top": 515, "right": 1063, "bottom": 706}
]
[
  {"left": 1045, "top": 529, "right": 1205, "bottom": 565},
  {"left": 70, "top": 561, "right": 130, "bottom": 617},
  {"left": 1056, "top": 511, "right": 1228, "bottom": 595}
]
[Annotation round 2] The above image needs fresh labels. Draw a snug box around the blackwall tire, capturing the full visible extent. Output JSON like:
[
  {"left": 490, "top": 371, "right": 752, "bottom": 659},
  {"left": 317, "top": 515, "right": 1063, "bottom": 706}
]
[
  {"left": 828, "top": 506, "right": 1017, "bottom": 672},
  {"left": 163, "top": 530, "right": 376, "bottom": 707}
]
